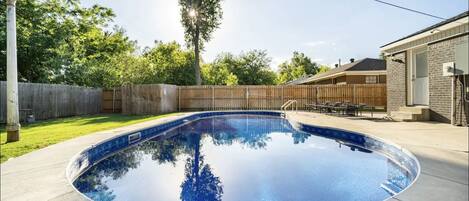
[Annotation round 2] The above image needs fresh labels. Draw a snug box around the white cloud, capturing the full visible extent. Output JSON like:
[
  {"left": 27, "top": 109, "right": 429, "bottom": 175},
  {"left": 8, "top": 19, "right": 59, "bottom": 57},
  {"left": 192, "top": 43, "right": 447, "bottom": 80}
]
[{"left": 303, "top": 41, "right": 327, "bottom": 47}]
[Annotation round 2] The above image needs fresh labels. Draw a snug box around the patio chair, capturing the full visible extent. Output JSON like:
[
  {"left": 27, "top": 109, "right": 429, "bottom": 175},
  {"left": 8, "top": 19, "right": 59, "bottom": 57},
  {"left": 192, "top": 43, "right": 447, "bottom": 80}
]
[
  {"left": 356, "top": 103, "right": 368, "bottom": 116},
  {"left": 305, "top": 103, "right": 320, "bottom": 111},
  {"left": 319, "top": 101, "right": 332, "bottom": 113},
  {"left": 314, "top": 102, "right": 323, "bottom": 113},
  {"left": 331, "top": 102, "right": 346, "bottom": 115},
  {"left": 342, "top": 102, "right": 355, "bottom": 116}
]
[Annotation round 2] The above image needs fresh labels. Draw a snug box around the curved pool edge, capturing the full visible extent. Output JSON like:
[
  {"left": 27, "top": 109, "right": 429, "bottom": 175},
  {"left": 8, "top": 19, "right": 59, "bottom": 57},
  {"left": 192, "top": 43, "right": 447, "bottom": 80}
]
[
  {"left": 66, "top": 110, "right": 421, "bottom": 201},
  {"left": 65, "top": 111, "right": 283, "bottom": 200},
  {"left": 285, "top": 115, "right": 421, "bottom": 200}
]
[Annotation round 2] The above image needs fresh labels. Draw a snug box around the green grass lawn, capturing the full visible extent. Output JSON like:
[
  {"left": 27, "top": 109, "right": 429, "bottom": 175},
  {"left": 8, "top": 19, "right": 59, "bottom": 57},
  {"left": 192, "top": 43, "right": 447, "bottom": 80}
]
[{"left": 0, "top": 113, "right": 178, "bottom": 163}]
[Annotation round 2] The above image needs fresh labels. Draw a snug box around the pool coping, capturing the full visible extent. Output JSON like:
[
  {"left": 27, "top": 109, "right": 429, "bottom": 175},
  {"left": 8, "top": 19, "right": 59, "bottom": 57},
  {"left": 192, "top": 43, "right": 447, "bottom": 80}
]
[
  {"left": 286, "top": 116, "right": 421, "bottom": 200},
  {"left": 1, "top": 111, "right": 467, "bottom": 201},
  {"left": 287, "top": 111, "right": 468, "bottom": 201}
]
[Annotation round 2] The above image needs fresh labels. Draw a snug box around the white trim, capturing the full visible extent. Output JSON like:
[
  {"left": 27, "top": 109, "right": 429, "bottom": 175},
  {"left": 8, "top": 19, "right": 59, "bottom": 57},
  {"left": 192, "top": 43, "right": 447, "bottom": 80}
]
[
  {"left": 381, "top": 17, "right": 468, "bottom": 51},
  {"left": 387, "top": 44, "right": 427, "bottom": 57},
  {"left": 303, "top": 70, "right": 386, "bottom": 83}
]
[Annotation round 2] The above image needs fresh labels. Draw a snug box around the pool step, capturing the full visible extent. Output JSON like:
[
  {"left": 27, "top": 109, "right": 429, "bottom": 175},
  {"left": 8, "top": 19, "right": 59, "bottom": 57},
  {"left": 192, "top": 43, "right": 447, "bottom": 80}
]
[
  {"left": 380, "top": 180, "right": 403, "bottom": 196},
  {"left": 390, "top": 106, "right": 430, "bottom": 122}
]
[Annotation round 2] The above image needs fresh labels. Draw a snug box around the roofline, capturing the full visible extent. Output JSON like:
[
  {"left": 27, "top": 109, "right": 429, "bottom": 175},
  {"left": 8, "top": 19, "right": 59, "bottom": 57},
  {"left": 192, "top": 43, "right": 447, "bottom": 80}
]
[
  {"left": 381, "top": 11, "right": 469, "bottom": 50},
  {"left": 298, "top": 70, "right": 387, "bottom": 84}
]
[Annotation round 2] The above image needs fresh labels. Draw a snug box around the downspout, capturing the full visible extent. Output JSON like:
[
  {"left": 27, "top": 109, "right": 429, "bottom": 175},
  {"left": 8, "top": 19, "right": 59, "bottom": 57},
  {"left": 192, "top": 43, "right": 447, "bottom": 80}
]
[
  {"left": 464, "top": 75, "right": 469, "bottom": 126},
  {"left": 451, "top": 75, "right": 455, "bottom": 125},
  {"left": 460, "top": 75, "right": 463, "bottom": 126},
  {"left": 458, "top": 75, "right": 468, "bottom": 126}
]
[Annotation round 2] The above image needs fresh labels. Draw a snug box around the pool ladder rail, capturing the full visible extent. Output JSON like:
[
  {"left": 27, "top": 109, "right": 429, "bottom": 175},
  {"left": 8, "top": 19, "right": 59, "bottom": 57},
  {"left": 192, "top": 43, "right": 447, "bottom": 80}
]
[{"left": 280, "top": 100, "right": 298, "bottom": 117}]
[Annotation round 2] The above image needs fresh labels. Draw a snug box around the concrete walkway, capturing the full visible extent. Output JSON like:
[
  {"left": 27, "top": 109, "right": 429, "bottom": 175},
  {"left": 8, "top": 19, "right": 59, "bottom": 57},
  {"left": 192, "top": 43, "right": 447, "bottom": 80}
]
[{"left": 1, "top": 111, "right": 467, "bottom": 201}]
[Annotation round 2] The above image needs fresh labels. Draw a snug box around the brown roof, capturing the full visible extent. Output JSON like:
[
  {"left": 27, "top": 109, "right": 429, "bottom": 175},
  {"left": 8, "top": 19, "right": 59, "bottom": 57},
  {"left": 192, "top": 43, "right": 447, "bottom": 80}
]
[{"left": 286, "top": 58, "right": 386, "bottom": 85}]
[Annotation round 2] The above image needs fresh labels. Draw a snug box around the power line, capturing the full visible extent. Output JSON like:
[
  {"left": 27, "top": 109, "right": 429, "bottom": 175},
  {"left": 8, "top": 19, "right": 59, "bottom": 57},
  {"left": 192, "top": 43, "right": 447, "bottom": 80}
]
[{"left": 374, "top": 0, "right": 447, "bottom": 20}]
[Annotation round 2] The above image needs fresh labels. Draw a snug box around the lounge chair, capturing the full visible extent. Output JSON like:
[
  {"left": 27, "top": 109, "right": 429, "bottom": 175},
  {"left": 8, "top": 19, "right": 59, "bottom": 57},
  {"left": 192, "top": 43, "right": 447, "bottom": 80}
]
[{"left": 331, "top": 102, "right": 346, "bottom": 115}]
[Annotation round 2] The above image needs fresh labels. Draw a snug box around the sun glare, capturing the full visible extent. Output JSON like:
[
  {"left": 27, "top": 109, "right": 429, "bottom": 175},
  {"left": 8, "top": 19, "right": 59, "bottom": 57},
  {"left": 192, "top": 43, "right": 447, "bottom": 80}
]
[{"left": 188, "top": 9, "right": 197, "bottom": 18}]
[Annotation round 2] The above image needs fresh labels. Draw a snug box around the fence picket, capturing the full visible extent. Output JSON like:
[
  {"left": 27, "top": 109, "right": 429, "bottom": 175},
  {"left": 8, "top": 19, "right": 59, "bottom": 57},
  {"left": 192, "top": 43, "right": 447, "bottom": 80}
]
[{"left": 178, "top": 84, "right": 386, "bottom": 111}]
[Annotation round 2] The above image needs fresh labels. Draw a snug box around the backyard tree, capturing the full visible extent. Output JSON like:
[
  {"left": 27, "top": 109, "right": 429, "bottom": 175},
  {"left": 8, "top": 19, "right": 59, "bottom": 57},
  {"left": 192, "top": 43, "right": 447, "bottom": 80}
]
[
  {"left": 234, "top": 50, "right": 277, "bottom": 85},
  {"left": 143, "top": 41, "right": 196, "bottom": 85},
  {"left": 277, "top": 52, "right": 319, "bottom": 84},
  {"left": 0, "top": 0, "right": 135, "bottom": 87},
  {"left": 179, "top": 0, "right": 223, "bottom": 85},
  {"left": 203, "top": 51, "right": 277, "bottom": 85},
  {"left": 318, "top": 65, "right": 331, "bottom": 73},
  {"left": 201, "top": 53, "right": 239, "bottom": 85}
]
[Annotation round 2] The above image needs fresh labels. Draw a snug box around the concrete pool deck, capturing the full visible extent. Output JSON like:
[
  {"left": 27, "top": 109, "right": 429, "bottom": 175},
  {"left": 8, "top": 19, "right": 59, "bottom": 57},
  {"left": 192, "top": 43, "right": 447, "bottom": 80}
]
[{"left": 1, "top": 111, "right": 468, "bottom": 201}]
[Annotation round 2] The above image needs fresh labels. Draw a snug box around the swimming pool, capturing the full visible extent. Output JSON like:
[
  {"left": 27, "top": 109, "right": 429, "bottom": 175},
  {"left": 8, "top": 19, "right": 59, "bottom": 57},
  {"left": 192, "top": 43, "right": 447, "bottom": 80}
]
[{"left": 68, "top": 111, "right": 419, "bottom": 201}]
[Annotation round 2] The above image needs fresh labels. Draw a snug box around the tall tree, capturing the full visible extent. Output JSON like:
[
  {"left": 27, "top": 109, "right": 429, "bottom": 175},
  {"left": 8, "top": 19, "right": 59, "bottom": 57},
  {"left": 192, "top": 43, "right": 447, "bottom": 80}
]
[
  {"left": 317, "top": 65, "right": 331, "bottom": 73},
  {"left": 0, "top": 0, "right": 135, "bottom": 87},
  {"left": 203, "top": 50, "right": 277, "bottom": 85},
  {"left": 143, "top": 41, "right": 196, "bottom": 85},
  {"left": 277, "top": 52, "right": 319, "bottom": 84},
  {"left": 179, "top": 0, "right": 223, "bottom": 85},
  {"left": 201, "top": 52, "right": 238, "bottom": 85},
  {"left": 234, "top": 50, "right": 277, "bottom": 85}
]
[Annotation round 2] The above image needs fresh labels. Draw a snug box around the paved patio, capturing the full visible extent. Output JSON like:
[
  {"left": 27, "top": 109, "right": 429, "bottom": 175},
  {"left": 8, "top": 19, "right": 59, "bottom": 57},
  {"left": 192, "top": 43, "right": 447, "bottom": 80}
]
[{"left": 1, "top": 111, "right": 468, "bottom": 201}]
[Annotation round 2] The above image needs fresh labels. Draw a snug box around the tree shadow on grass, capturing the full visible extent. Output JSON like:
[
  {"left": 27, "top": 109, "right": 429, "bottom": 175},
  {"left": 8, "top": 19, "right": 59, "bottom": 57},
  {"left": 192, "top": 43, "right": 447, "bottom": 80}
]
[
  {"left": 77, "top": 114, "right": 160, "bottom": 125},
  {"left": 0, "top": 115, "right": 110, "bottom": 130}
]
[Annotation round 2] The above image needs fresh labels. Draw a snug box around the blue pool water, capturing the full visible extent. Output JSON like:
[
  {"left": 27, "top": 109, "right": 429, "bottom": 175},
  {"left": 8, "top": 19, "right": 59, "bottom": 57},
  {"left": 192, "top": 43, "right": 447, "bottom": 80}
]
[{"left": 73, "top": 114, "right": 414, "bottom": 201}]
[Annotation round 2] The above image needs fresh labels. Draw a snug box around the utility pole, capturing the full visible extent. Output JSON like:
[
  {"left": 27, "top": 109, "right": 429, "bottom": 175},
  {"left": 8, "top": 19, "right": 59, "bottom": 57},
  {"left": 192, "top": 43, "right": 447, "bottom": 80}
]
[{"left": 6, "top": 0, "right": 20, "bottom": 142}]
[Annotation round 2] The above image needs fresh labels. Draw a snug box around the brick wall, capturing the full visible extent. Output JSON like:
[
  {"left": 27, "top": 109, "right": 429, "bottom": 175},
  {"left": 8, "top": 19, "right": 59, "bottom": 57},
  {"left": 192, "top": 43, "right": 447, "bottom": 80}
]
[
  {"left": 336, "top": 75, "right": 346, "bottom": 83},
  {"left": 313, "top": 79, "right": 333, "bottom": 85},
  {"left": 428, "top": 35, "right": 469, "bottom": 126},
  {"left": 346, "top": 75, "right": 365, "bottom": 84},
  {"left": 346, "top": 75, "right": 386, "bottom": 84},
  {"left": 386, "top": 52, "right": 407, "bottom": 115},
  {"left": 311, "top": 75, "right": 387, "bottom": 85}
]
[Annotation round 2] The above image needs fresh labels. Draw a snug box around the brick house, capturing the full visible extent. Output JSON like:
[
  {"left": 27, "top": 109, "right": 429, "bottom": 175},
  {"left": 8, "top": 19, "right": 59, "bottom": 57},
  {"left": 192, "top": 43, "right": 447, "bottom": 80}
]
[
  {"left": 381, "top": 11, "right": 468, "bottom": 126},
  {"left": 286, "top": 58, "right": 386, "bottom": 85}
]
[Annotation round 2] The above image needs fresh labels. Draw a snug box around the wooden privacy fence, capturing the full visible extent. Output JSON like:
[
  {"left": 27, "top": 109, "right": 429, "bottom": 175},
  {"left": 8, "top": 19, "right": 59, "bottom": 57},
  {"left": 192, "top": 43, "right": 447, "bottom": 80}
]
[
  {"left": 0, "top": 81, "right": 102, "bottom": 123},
  {"left": 121, "top": 84, "right": 178, "bottom": 115},
  {"left": 178, "top": 84, "right": 386, "bottom": 111},
  {"left": 102, "top": 88, "right": 122, "bottom": 113}
]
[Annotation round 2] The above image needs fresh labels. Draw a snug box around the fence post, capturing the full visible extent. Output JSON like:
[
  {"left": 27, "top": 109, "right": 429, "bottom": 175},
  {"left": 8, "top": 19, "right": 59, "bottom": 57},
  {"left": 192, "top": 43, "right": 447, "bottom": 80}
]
[
  {"left": 212, "top": 86, "right": 215, "bottom": 110},
  {"left": 178, "top": 87, "right": 181, "bottom": 112},
  {"left": 281, "top": 86, "right": 284, "bottom": 105},
  {"left": 352, "top": 85, "right": 356, "bottom": 104},
  {"left": 112, "top": 88, "right": 116, "bottom": 113},
  {"left": 315, "top": 86, "right": 319, "bottom": 104},
  {"left": 246, "top": 87, "right": 249, "bottom": 110}
]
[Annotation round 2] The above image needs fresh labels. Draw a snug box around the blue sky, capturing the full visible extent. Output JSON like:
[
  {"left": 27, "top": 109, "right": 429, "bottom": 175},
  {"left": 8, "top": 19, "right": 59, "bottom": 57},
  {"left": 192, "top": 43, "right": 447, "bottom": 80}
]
[{"left": 82, "top": 0, "right": 468, "bottom": 70}]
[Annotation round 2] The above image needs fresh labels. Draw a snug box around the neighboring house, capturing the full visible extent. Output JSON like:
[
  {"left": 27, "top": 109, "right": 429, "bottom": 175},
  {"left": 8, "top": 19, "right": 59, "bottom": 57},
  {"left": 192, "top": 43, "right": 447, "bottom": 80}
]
[
  {"left": 286, "top": 58, "right": 386, "bottom": 85},
  {"left": 381, "top": 11, "right": 468, "bottom": 126}
]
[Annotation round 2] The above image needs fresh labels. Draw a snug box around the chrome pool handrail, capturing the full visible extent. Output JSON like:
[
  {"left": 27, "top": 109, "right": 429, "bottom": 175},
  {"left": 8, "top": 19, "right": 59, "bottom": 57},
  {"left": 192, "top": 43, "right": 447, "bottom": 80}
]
[{"left": 281, "top": 100, "right": 298, "bottom": 117}]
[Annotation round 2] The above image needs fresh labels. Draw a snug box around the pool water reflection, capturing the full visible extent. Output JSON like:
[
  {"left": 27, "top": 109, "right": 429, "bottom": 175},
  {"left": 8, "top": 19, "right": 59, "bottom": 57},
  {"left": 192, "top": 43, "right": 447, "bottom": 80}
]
[{"left": 73, "top": 115, "right": 412, "bottom": 201}]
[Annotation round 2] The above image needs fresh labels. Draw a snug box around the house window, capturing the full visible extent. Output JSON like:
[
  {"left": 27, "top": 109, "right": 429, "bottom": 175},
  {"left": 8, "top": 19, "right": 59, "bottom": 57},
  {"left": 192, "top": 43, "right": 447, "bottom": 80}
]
[{"left": 365, "top": 76, "right": 377, "bottom": 84}]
